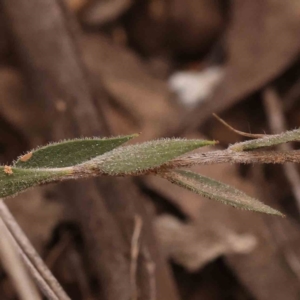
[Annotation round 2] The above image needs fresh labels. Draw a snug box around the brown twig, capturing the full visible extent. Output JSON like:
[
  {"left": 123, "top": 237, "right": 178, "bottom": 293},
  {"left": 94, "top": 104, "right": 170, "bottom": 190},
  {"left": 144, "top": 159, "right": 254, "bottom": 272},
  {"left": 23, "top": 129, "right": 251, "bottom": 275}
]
[
  {"left": 0, "top": 200, "right": 70, "bottom": 300},
  {"left": 0, "top": 217, "right": 41, "bottom": 300},
  {"left": 263, "top": 87, "right": 300, "bottom": 213},
  {"left": 82, "top": 0, "right": 132, "bottom": 26},
  {"left": 17, "top": 251, "right": 59, "bottom": 300},
  {"left": 251, "top": 166, "right": 300, "bottom": 289},
  {"left": 130, "top": 215, "right": 143, "bottom": 300},
  {"left": 142, "top": 247, "right": 156, "bottom": 300},
  {"left": 45, "top": 234, "right": 71, "bottom": 269},
  {"left": 283, "top": 77, "right": 300, "bottom": 111},
  {"left": 212, "top": 113, "right": 266, "bottom": 138},
  {"left": 67, "top": 247, "right": 95, "bottom": 300}
]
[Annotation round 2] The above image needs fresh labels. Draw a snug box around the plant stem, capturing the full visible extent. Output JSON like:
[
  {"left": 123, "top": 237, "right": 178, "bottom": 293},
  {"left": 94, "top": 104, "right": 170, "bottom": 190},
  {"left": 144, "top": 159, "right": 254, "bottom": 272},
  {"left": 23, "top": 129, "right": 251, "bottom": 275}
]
[
  {"left": 167, "top": 149, "right": 300, "bottom": 169},
  {"left": 70, "top": 149, "right": 300, "bottom": 178}
]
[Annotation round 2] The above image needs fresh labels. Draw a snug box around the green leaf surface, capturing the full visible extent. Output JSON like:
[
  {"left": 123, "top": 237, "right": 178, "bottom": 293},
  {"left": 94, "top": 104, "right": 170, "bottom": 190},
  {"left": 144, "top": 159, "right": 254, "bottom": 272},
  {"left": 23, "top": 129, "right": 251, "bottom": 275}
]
[
  {"left": 229, "top": 129, "right": 300, "bottom": 151},
  {"left": 91, "top": 139, "right": 216, "bottom": 175},
  {"left": 14, "top": 135, "right": 137, "bottom": 169},
  {"left": 163, "top": 170, "right": 284, "bottom": 216},
  {"left": 0, "top": 166, "right": 70, "bottom": 198}
]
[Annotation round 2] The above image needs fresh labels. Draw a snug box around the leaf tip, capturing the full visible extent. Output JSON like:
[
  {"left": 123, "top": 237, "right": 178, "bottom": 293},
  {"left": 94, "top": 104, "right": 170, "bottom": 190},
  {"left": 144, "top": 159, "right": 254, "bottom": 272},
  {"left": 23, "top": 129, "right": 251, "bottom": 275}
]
[
  {"left": 163, "top": 170, "right": 285, "bottom": 217},
  {"left": 191, "top": 139, "right": 218, "bottom": 148},
  {"left": 267, "top": 208, "right": 285, "bottom": 218},
  {"left": 130, "top": 133, "right": 140, "bottom": 138}
]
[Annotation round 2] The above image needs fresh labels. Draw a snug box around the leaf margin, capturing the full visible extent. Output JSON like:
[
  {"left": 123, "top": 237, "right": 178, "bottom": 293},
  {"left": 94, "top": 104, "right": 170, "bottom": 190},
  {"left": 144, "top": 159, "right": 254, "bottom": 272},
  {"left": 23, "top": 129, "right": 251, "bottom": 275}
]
[{"left": 162, "top": 169, "right": 284, "bottom": 217}]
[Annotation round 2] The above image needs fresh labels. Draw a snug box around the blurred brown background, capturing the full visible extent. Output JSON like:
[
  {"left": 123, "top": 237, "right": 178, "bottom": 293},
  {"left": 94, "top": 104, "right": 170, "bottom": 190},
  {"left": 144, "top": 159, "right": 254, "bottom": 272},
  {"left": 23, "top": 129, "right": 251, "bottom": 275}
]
[{"left": 1, "top": 0, "right": 300, "bottom": 299}]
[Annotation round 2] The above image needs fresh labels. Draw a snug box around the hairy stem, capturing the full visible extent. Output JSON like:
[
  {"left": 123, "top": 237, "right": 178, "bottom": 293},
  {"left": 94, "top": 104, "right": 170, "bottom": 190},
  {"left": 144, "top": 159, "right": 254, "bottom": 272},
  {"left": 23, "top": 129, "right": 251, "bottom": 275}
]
[
  {"left": 70, "top": 149, "right": 300, "bottom": 178},
  {"left": 167, "top": 149, "right": 300, "bottom": 168}
]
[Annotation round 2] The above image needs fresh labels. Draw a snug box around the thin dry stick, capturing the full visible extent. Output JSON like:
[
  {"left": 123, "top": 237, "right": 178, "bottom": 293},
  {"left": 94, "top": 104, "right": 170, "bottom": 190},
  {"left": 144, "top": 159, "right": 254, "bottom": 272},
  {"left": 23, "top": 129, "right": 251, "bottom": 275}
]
[
  {"left": 8, "top": 232, "right": 59, "bottom": 300},
  {"left": 270, "top": 215, "right": 300, "bottom": 283},
  {"left": 130, "top": 215, "right": 143, "bottom": 300},
  {"left": 45, "top": 233, "right": 94, "bottom": 299},
  {"left": 252, "top": 166, "right": 300, "bottom": 283},
  {"left": 212, "top": 113, "right": 266, "bottom": 138},
  {"left": 67, "top": 247, "right": 95, "bottom": 300},
  {"left": 83, "top": 0, "right": 133, "bottom": 26},
  {"left": 142, "top": 247, "right": 156, "bottom": 300},
  {"left": 45, "top": 234, "right": 71, "bottom": 269},
  {"left": 263, "top": 87, "right": 300, "bottom": 213},
  {"left": 283, "top": 77, "right": 300, "bottom": 111},
  {"left": 0, "top": 217, "right": 41, "bottom": 300},
  {"left": 0, "top": 200, "right": 70, "bottom": 300}
]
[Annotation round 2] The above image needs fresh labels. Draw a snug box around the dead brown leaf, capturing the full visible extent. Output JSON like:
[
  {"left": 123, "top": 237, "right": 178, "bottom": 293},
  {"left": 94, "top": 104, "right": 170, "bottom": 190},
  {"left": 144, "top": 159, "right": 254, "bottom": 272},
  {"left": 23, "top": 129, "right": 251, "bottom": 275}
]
[
  {"left": 180, "top": 0, "right": 300, "bottom": 132},
  {"left": 81, "top": 34, "right": 180, "bottom": 140}
]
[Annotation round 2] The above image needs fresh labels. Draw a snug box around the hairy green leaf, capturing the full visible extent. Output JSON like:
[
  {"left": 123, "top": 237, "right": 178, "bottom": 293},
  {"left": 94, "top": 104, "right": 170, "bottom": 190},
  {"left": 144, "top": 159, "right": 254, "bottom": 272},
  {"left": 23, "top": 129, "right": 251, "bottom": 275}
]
[
  {"left": 229, "top": 129, "right": 300, "bottom": 151},
  {"left": 90, "top": 139, "right": 216, "bottom": 175},
  {"left": 14, "top": 135, "right": 138, "bottom": 169},
  {"left": 0, "top": 166, "right": 71, "bottom": 198},
  {"left": 163, "top": 170, "right": 284, "bottom": 216}
]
